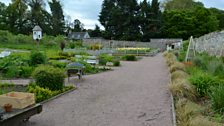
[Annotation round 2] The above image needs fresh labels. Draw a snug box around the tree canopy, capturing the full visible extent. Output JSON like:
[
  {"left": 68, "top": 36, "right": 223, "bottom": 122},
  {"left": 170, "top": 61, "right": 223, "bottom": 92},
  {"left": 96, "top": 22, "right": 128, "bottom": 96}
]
[{"left": 0, "top": 0, "right": 223, "bottom": 40}]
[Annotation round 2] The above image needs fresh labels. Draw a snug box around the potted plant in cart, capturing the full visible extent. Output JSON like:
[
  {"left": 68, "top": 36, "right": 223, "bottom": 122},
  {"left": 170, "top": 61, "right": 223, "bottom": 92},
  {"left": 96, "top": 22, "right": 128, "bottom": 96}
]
[{"left": 3, "top": 103, "right": 12, "bottom": 112}]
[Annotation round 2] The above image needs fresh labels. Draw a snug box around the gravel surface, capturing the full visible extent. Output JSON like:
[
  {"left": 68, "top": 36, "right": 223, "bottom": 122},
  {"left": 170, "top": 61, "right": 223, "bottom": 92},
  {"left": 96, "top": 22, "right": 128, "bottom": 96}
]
[{"left": 20, "top": 53, "right": 172, "bottom": 126}]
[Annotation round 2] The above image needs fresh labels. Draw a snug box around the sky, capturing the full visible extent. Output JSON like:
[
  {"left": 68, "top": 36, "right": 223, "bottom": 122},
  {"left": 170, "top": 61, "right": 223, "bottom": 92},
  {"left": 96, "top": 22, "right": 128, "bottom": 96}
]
[{"left": 1, "top": 0, "right": 224, "bottom": 30}]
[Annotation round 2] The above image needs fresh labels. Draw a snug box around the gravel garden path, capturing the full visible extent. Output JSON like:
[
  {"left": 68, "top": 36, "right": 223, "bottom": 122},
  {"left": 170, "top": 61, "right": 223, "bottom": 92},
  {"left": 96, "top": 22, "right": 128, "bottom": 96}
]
[{"left": 20, "top": 53, "right": 173, "bottom": 126}]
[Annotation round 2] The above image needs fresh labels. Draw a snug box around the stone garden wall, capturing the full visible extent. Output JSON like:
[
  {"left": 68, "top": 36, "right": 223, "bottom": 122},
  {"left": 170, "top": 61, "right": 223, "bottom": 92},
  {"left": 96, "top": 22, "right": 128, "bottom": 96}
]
[
  {"left": 194, "top": 30, "right": 224, "bottom": 56},
  {"left": 83, "top": 38, "right": 151, "bottom": 48},
  {"left": 83, "top": 38, "right": 182, "bottom": 50}
]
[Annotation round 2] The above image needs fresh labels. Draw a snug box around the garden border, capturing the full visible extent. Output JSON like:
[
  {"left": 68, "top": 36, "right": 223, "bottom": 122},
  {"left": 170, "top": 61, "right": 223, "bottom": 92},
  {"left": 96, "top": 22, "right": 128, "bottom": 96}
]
[
  {"left": 171, "top": 93, "right": 177, "bottom": 126},
  {"left": 167, "top": 62, "right": 177, "bottom": 126}
]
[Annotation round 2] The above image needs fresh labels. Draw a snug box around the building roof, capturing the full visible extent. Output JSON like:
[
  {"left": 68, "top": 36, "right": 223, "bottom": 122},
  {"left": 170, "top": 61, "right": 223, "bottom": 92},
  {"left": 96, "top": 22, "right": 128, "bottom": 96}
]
[
  {"left": 67, "top": 32, "right": 90, "bottom": 40},
  {"left": 33, "top": 26, "right": 42, "bottom": 31}
]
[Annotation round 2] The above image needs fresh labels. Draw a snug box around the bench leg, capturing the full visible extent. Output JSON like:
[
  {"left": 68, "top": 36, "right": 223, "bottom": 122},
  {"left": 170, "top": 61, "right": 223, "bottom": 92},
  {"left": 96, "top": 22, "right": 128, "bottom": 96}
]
[{"left": 78, "top": 74, "right": 81, "bottom": 80}]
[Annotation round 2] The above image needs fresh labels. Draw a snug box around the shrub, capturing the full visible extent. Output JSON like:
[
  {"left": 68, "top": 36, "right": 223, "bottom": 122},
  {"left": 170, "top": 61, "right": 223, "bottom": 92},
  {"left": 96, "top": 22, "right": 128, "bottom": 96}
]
[
  {"left": 14, "top": 34, "right": 33, "bottom": 44},
  {"left": 27, "top": 84, "right": 53, "bottom": 103},
  {"left": 169, "top": 78, "right": 196, "bottom": 100},
  {"left": 32, "top": 65, "right": 65, "bottom": 91},
  {"left": 122, "top": 55, "right": 136, "bottom": 61},
  {"left": 192, "top": 56, "right": 208, "bottom": 70},
  {"left": 27, "top": 83, "right": 75, "bottom": 103},
  {"left": 90, "top": 43, "right": 103, "bottom": 50},
  {"left": 189, "top": 72, "right": 222, "bottom": 97},
  {"left": 74, "top": 41, "right": 83, "bottom": 47},
  {"left": 0, "top": 55, "right": 31, "bottom": 78},
  {"left": 48, "top": 60, "right": 67, "bottom": 69},
  {"left": 189, "top": 116, "right": 222, "bottom": 126},
  {"left": 44, "top": 41, "right": 57, "bottom": 47},
  {"left": 69, "top": 42, "right": 75, "bottom": 49},
  {"left": 30, "top": 51, "right": 46, "bottom": 66},
  {"left": 185, "top": 66, "right": 202, "bottom": 75},
  {"left": 99, "top": 54, "right": 113, "bottom": 65},
  {"left": 170, "top": 62, "right": 185, "bottom": 73},
  {"left": 78, "top": 61, "right": 98, "bottom": 74},
  {"left": 178, "top": 50, "right": 186, "bottom": 62},
  {"left": 171, "top": 70, "right": 188, "bottom": 81},
  {"left": 5, "top": 66, "right": 20, "bottom": 78},
  {"left": 58, "top": 51, "right": 69, "bottom": 57},
  {"left": 19, "top": 66, "right": 33, "bottom": 78},
  {"left": 164, "top": 52, "right": 176, "bottom": 66},
  {"left": 48, "top": 56, "right": 67, "bottom": 60},
  {"left": 210, "top": 85, "right": 224, "bottom": 113},
  {"left": 176, "top": 98, "right": 202, "bottom": 126},
  {"left": 113, "top": 60, "right": 120, "bottom": 66},
  {"left": 207, "top": 60, "right": 224, "bottom": 77}
]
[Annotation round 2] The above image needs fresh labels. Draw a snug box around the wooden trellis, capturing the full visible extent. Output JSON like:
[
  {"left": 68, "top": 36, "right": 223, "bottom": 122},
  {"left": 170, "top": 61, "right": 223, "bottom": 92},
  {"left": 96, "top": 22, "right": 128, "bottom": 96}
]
[{"left": 185, "top": 36, "right": 196, "bottom": 61}]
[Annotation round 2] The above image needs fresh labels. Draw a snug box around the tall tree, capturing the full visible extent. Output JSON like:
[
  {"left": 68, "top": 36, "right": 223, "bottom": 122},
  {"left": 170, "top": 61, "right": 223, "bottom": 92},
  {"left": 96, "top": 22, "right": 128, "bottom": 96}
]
[
  {"left": 163, "top": 0, "right": 204, "bottom": 11},
  {"left": 99, "top": 0, "right": 116, "bottom": 39},
  {"left": 150, "top": 0, "right": 162, "bottom": 38},
  {"left": 210, "top": 8, "right": 224, "bottom": 30},
  {"left": 99, "top": 0, "right": 140, "bottom": 40},
  {"left": 139, "top": 0, "right": 162, "bottom": 41},
  {"left": 118, "top": 0, "right": 141, "bottom": 41},
  {"left": 49, "top": 0, "right": 65, "bottom": 36},
  {"left": 26, "top": 0, "right": 45, "bottom": 25},
  {"left": 26, "top": 0, "right": 52, "bottom": 35},
  {"left": 162, "top": 6, "right": 218, "bottom": 39},
  {"left": 90, "top": 24, "right": 101, "bottom": 37},
  {"left": 0, "top": 2, "right": 7, "bottom": 30},
  {"left": 5, "top": 0, "right": 28, "bottom": 34},
  {"left": 73, "top": 19, "right": 84, "bottom": 32}
]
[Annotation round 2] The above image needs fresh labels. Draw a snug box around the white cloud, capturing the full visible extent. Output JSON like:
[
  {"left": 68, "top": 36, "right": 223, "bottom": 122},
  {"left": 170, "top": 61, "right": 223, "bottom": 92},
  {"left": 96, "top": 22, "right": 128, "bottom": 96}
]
[
  {"left": 200, "top": 0, "right": 224, "bottom": 9},
  {"left": 61, "top": 0, "right": 103, "bottom": 29}
]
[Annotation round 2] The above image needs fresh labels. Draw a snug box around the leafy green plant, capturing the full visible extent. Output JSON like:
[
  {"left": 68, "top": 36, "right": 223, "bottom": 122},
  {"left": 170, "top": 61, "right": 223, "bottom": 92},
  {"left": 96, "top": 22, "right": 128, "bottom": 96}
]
[
  {"left": 207, "top": 60, "right": 224, "bottom": 78},
  {"left": 177, "top": 50, "right": 186, "bottom": 62},
  {"left": 69, "top": 42, "right": 75, "bottom": 49},
  {"left": 30, "top": 51, "right": 46, "bottom": 66},
  {"left": 99, "top": 54, "right": 113, "bottom": 65},
  {"left": 74, "top": 41, "right": 83, "bottom": 47},
  {"left": 210, "top": 85, "right": 224, "bottom": 114},
  {"left": 5, "top": 65, "right": 20, "bottom": 78},
  {"left": 27, "top": 83, "right": 75, "bottom": 103},
  {"left": 189, "top": 72, "right": 222, "bottom": 97},
  {"left": 32, "top": 65, "right": 65, "bottom": 91},
  {"left": 27, "top": 84, "right": 53, "bottom": 103},
  {"left": 192, "top": 56, "right": 207, "bottom": 70},
  {"left": 113, "top": 60, "right": 120, "bottom": 66},
  {"left": 48, "top": 60, "right": 67, "bottom": 69},
  {"left": 77, "top": 61, "right": 98, "bottom": 74},
  {"left": 0, "top": 55, "right": 31, "bottom": 78},
  {"left": 122, "top": 55, "right": 137, "bottom": 61},
  {"left": 19, "top": 66, "right": 33, "bottom": 78},
  {"left": 90, "top": 43, "right": 103, "bottom": 50},
  {"left": 58, "top": 51, "right": 74, "bottom": 58}
]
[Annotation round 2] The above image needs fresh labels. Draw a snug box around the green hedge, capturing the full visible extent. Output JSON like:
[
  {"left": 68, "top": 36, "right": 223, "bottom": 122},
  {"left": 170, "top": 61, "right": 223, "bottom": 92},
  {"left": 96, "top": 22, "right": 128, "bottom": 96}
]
[
  {"left": 32, "top": 65, "right": 65, "bottom": 90},
  {"left": 30, "top": 51, "right": 46, "bottom": 66}
]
